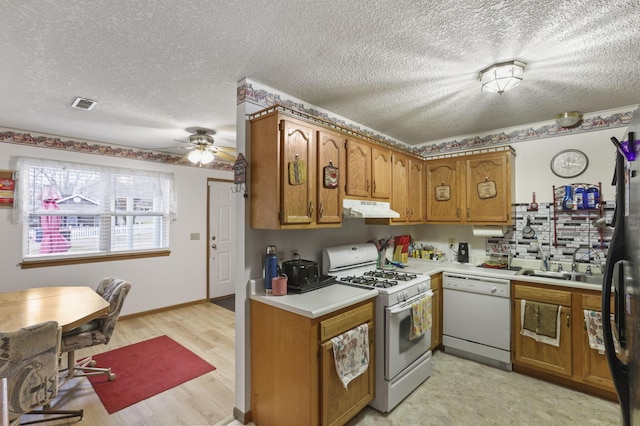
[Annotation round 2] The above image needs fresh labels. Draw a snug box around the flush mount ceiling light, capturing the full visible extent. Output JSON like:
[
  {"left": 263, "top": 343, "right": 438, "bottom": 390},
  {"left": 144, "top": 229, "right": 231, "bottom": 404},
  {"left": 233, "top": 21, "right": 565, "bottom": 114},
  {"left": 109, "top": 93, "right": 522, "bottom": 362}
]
[
  {"left": 479, "top": 60, "right": 526, "bottom": 94},
  {"left": 555, "top": 111, "right": 583, "bottom": 128}
]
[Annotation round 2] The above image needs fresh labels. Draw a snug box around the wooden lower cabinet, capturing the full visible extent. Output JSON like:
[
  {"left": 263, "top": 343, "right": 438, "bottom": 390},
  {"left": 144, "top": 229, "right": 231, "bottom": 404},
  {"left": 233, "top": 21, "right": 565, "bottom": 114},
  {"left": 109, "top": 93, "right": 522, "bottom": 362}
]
[
  {"left": 430, "top": 273, "right": 442, "bottom": 350},
  {"left": 578, "top": 293, "right": 617, "bottom": 391},
  {"left": 512, "top": 281, "right": 616, "bottom": 399},
  {"left": 250, "top": 299, "right": 375, "bottom": 426},
  {"left": 513, "top": 284, "right": 572, "bottom": 377}
]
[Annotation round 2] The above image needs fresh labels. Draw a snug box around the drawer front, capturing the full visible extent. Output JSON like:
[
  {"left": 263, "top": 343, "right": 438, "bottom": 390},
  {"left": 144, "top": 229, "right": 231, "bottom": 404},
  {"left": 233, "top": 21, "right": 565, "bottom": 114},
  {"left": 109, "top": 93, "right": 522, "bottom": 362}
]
[
  {"left": 320, "top": 303, "right": 373, "bottom": 342},
  {"left": 582, "top": 293, "right": 613, "bottom": 311},
  {"left": 514, "top": 285, "right": 572, "bottom": 306}
]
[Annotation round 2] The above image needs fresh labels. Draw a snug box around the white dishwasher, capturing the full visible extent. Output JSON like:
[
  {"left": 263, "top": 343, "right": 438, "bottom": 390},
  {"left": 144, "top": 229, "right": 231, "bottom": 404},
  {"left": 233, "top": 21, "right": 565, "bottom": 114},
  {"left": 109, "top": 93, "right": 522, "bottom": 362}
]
[{"left": 442, "top": 272, "right": 512, "bottom": 370}]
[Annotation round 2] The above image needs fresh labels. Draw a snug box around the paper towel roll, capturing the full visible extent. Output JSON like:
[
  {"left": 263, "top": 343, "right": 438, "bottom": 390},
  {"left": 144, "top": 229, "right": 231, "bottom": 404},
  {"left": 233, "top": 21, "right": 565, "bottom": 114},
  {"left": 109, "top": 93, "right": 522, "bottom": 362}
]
[{"left": 472, "top": 226, "right": 505, "bottom": 237}]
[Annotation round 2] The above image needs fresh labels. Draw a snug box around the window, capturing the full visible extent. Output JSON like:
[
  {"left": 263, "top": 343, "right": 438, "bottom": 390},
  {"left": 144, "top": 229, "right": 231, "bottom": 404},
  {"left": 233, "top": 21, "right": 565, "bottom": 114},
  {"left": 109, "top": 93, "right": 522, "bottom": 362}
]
[{"left": 13, "top": 157, "right": 176, "bottom": 264}]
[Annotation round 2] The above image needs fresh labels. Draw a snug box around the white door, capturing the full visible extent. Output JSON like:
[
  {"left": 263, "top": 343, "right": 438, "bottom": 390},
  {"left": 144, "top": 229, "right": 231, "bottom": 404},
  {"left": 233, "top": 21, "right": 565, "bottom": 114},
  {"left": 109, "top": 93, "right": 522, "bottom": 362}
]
[{"left": 209, "top": 180, "right": 236, "bottom": 298}]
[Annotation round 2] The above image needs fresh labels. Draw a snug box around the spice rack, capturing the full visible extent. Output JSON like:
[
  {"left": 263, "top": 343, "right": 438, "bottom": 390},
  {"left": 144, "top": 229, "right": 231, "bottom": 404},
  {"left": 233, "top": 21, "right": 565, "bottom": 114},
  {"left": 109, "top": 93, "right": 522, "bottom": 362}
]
[{"left": 552, "top": 182, "right": 603, "bottom": 247}]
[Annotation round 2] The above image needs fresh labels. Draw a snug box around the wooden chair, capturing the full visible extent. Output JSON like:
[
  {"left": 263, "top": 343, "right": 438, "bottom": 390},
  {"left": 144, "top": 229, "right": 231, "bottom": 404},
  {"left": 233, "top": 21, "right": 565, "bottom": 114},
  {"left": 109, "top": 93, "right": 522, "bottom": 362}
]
[
  {"left": 1, "top": 321, "right": 83, "bottom": 425},
  {"left": 60, "top": 278, "right": 131, "bottom": 382}
]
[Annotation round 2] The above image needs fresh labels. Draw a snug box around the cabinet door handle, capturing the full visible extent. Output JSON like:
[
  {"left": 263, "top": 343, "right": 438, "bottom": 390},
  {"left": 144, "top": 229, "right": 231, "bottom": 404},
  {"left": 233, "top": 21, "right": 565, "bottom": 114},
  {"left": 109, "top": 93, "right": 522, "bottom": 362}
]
[
  {"left": 456, "top": 207, "right": 460, "bottom": 218},
  {"left": 319, "top": 202, "right": 324, "bottom": 218},
  {"left": 308, "top": 201, "right": 314, "bottom": 217},
  {"left": 566, "top": 311, "right": 571, "bottom": 328},
  {"left": 366, "top": 179, "right": 370, "bottom": 192},
  {"left": 466, "top": 207, "right": 470, "bottom": 219},
  {"left": 373, "top": 180, "right": 376, "bottom": 192}
]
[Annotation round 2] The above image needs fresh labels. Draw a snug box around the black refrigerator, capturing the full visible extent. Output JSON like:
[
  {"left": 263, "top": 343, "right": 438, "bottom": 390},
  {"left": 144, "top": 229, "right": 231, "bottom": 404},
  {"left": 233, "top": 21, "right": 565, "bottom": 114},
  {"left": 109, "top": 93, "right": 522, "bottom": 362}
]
[{"left": 603, "top": 104, "right": 640, "bottom": 426}]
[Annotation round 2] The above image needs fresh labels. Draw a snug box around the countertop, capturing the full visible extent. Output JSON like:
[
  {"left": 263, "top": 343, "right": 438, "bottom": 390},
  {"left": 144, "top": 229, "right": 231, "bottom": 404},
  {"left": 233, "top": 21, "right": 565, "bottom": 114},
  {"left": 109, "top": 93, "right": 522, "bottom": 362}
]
[
  {"left": 249, "top": 259, "right": 602, "bottom": 319},
  {"left": 402, "top": 259, "right": 603, "bottom": 291},
  {"left": 249, "top": 279, "right": 378, "bottom": 319}
]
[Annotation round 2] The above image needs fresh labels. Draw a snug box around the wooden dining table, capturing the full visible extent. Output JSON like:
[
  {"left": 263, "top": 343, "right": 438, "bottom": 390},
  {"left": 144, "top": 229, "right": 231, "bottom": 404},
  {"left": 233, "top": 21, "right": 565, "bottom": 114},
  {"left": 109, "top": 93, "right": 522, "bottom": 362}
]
[{"left": 0, "top": 286, "right": 110, "bottom": 333}]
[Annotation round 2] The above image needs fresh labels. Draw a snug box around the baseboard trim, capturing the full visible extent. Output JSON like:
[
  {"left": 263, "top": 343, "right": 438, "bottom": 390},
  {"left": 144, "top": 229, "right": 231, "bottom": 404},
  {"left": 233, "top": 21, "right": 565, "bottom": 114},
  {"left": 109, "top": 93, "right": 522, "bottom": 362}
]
[
  {"left": 119, "top": 299, "right": 209, "bottom": 321},
  {"left": 233, "top": 406, "right": 251, "bottom": 424}
]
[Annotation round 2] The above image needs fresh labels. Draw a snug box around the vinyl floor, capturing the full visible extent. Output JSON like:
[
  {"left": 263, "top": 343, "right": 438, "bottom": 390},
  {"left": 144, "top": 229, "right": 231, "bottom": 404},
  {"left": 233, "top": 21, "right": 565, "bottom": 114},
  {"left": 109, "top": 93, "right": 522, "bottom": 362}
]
[{"left": 228, "top": 350, "right": 621, "bottom": 426}]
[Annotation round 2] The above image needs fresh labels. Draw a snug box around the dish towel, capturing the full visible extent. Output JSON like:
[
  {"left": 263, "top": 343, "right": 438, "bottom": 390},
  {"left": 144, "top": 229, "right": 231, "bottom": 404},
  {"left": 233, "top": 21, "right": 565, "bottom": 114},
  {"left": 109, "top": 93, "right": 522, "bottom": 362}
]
[
  {"left": 410, "top": 293, "right": 433, "bottom": 341},
  {"left": 521, "top": 299, "right": 561, "bottom": 347},
  {"left": 583, "top": 309, "right": 621, "bottom": 354},
  {"left": 331, "top": 323, "right": 369, "bottom": 389}
]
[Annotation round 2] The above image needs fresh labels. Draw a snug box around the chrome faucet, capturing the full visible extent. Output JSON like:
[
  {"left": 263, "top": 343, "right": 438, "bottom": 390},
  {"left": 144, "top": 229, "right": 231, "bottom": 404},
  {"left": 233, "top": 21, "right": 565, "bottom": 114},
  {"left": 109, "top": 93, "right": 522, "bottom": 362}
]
[{"left": 572, "top": 247, "right": 601, "bottom": 272}]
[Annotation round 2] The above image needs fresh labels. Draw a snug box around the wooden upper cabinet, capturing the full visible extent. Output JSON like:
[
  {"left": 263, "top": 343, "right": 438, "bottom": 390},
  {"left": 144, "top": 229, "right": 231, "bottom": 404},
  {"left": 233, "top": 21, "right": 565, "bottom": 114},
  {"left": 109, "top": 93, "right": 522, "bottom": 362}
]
[
  {"left": 317, "top": 129, "right": 344, "bottom": 224},
  {"left": 371, "top": 147, "right": 391, "bottom": 199},
  {"left": 345, "top": 138, "right": 371, "bottom": 198},
  {"left": 345, "top": 139, "right": 392, "bottom": 200},
  {"left": 465, "top": 151, "right": 513, "bottom": 223},
  {"left": 408, "top": 159, "right": 424, "bottom": 223},
  {"left": 391, "top": 154, "right": 409, "bottom": 222},
  {"left": 250, "top": 111, "right": 342, "bottom": 229},
  {"left": 425, "top": 149, "right": 514, "bottom": 225},
  {"left": 280, "top": 119, "right": 315, "bottom": 225},
  {"left": 426, "top": 158, "right": 462, "bottom": 222}
]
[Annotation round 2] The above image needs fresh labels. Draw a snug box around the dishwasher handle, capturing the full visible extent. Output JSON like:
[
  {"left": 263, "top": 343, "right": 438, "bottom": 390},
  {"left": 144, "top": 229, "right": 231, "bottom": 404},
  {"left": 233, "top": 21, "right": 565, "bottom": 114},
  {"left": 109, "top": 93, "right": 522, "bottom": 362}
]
[{"left": 443, "top": 273, "right": 510, "bottom": 286}]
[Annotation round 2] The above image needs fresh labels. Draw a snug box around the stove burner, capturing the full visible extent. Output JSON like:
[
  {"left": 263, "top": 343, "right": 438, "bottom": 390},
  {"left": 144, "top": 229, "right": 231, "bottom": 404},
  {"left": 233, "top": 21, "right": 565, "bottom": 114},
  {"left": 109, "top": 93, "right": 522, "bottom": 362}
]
[
  {"left": 364, "top": 270, "right": 418, "bottom": 281},
  {"left": 340, "top": 275, "right": 399, "bottom": 288},
  {"left": 373, "top": 279, "right": 398, "bottom": 288}
]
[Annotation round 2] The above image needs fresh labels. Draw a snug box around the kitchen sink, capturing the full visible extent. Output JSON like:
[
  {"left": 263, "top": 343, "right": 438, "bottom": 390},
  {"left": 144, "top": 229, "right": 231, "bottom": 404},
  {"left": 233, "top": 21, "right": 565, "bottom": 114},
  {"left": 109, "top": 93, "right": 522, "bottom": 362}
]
[{"left": 516, "top": 269, "right": 603, "bottom": 285}]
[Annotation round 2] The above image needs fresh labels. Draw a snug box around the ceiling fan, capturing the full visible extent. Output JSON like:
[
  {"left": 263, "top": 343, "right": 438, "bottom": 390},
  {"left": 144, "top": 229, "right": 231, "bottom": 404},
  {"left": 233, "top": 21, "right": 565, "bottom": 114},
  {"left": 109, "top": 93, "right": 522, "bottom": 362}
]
[{"left": 173, "top": 127, "right": 237, "bottom": 165}]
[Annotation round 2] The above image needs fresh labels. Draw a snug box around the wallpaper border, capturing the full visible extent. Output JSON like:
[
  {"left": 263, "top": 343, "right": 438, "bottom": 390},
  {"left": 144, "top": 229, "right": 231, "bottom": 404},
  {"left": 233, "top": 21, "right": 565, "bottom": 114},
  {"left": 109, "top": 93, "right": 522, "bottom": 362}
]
[
  {"left": 0, "top": 129, "right": 234, "bottom": 171},
  {"left": 237, "top": 80, "right": 633, "bottom": 157}
]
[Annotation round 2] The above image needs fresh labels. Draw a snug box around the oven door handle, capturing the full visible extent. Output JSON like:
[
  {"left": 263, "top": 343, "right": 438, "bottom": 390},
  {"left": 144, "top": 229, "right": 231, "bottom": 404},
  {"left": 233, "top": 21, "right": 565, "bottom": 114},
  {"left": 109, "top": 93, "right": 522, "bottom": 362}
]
[{"left": 388, "top": 290, "right": 433, "bottom": 315}]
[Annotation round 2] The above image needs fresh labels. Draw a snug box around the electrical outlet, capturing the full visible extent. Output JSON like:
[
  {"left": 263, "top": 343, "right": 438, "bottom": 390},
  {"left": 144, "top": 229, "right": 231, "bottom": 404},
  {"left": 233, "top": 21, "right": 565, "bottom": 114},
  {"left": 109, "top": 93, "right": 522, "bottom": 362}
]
[
  {"left": 448, "top": 237, "right": 456, "bottom": 248},
  {"left": 277, "top": 251, "right": 285, "bottom": 262},
  {"left": 190, "top": 233, "right": 200, "bottom": 241}
]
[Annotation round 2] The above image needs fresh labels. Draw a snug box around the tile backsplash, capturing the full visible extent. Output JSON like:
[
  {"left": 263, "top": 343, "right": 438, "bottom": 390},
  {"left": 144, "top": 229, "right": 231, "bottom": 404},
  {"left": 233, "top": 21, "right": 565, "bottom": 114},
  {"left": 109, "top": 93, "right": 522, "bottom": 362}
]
[{"left": 486, "top": 202, "right": 614, "bottom": 265}]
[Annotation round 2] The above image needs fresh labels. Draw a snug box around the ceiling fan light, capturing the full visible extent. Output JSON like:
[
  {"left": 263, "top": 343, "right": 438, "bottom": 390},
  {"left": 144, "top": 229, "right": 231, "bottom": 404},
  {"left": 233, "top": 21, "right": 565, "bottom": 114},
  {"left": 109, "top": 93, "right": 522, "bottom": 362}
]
[
  {"left": 200, "top": 150, "right": 215, "bottom": 165},
  {"left": 187, "top": 149, "right": 203, "bottom": 164},
  {"left": 555, "top": 111, "right": 583, "bottom": 128},
  {"left": 479, "top": 60, "right": 526, "bottom": 94}
]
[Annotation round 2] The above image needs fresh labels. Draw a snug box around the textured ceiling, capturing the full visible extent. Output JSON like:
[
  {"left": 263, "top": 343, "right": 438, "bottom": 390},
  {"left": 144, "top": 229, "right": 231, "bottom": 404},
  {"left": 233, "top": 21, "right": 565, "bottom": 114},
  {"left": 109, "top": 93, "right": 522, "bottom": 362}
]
[{"left": 1, "top": 0, "right": 639, "bottom": 154}]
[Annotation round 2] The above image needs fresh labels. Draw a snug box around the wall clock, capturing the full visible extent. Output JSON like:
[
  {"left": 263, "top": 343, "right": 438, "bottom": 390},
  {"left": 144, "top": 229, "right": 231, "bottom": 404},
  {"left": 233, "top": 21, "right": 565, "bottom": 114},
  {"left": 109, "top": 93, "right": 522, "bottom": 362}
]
[{"left": 550, "top": 149, "right": 589, "bottom": 178}]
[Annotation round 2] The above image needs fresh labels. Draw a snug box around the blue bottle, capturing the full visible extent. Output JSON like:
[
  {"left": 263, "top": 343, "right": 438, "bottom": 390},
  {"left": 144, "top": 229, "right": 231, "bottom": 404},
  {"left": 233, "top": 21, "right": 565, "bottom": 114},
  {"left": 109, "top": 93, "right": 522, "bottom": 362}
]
[
  {"left": 562, "top": 185, "right": 573, "bottom": 210},
  {"left": 574, "top": 187, "right": 586, "bottom": 209},
  {"left": 586, "top": 186, "right": 599, "bottom": 209},
  {"left": 265, "top": 245, "right": 278, "bottom": 293}
]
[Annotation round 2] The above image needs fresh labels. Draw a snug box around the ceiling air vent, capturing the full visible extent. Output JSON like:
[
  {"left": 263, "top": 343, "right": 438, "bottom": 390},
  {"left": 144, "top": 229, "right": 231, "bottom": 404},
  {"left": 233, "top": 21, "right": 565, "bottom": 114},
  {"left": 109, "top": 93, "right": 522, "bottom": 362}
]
[{"left": 71, "top": 97, "right": 97, "bottom": 111}]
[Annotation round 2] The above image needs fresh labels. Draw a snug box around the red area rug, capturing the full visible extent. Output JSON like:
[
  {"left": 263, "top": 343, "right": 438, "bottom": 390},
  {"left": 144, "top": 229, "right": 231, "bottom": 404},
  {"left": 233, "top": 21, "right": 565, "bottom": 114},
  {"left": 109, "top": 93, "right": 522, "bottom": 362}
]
[{"left": 87, "top": 335, "right": 216, "bottom": 414}]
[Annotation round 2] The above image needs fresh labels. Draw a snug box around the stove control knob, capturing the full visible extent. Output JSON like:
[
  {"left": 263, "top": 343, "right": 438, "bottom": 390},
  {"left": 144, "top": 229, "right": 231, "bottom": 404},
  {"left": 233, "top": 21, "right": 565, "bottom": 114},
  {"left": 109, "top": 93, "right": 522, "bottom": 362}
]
[
  {"left": 417, "top": 283, "right": 423, "bottom": 292},
  {"left": 404, "top": 290, "right": 409, "bottom": 300}
]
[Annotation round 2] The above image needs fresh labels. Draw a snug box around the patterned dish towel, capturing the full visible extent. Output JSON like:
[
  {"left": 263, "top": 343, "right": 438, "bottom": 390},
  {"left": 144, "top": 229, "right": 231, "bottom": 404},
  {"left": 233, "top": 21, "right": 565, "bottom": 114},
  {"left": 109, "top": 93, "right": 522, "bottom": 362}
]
[
  {"left": 331, "top": 323, "right": 369, "bottom": 389},
  {"left": 410, "top": 293, "right": 433, "bottom": 341},
  {"left": 521, "top": 299, "right": 561, "bottom": 347},
  {"left": 583, "top": 309, "right": 621, "bottom": 354}
]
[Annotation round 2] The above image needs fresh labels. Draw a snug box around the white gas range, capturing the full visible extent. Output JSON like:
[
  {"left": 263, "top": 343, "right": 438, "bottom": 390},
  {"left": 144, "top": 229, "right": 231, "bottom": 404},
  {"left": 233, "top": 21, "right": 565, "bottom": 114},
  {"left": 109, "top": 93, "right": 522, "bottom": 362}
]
[{"left": 322, "top": 243, "right": 433, "bottom": 413}]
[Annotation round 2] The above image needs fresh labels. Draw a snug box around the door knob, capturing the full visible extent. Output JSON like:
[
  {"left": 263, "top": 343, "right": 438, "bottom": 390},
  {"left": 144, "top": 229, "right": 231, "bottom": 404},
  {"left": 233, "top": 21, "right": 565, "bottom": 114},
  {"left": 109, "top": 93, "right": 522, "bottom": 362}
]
[
  {"left": 211, "top": 244, "right": 217, "bottom": 249},
  {"left": 211, "top": 236, "right": 216, "bottom": 241}
]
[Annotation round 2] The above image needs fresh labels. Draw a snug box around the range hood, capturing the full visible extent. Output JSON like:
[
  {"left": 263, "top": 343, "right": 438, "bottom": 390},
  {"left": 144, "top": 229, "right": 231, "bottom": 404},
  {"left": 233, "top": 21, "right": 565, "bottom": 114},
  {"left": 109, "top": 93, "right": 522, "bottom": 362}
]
[{"left": 343, "top": 199, "right": 400, "bottom": 219}]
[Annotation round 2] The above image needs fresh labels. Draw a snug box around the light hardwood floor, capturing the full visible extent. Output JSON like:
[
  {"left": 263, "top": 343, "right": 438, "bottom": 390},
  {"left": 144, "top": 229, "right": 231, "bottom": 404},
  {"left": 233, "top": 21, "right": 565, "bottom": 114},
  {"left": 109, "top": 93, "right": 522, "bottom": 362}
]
[{"left": 24, "top": 302, "right": 236, "bottom": 426}]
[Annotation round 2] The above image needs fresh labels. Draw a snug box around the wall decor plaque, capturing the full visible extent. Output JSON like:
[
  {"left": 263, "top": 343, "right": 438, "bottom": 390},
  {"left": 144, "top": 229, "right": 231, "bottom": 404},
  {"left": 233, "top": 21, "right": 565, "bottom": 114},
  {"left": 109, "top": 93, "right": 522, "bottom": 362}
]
[
  {"left": 477, "top": 180, "right": 497, "bottom": 199},
  {"left": 323, "top": 161, "right": 338, "bottom": 189},
  {"left": 435, "top": 185, "right": 451, "bottom": 201},
  {"left": 288, "top": 159, "right": 306, "bottom": 185}
]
